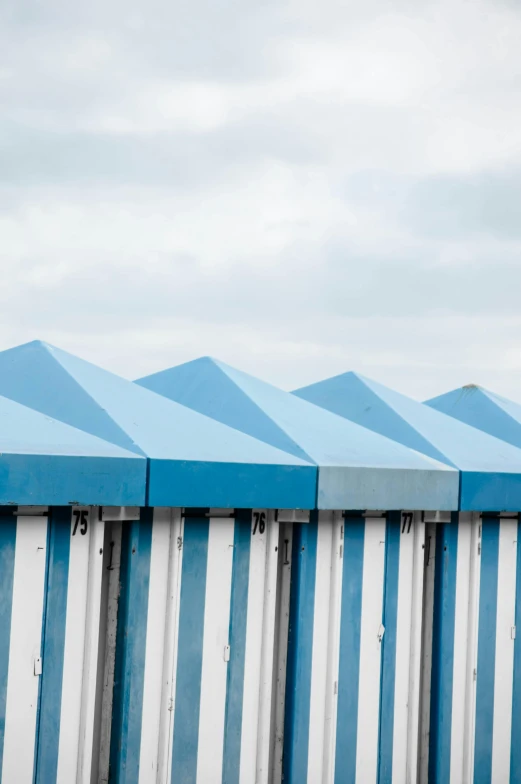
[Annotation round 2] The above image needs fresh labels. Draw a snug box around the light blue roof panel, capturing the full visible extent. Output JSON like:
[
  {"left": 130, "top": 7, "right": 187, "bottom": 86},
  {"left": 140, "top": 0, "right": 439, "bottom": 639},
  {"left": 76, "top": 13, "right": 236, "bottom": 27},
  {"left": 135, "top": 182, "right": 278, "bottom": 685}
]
[
  {"left": 426, "top": 385, "right": 521, "bottom": 451},
  {"left": 294, "top": 372, "right": 521, "bottom": 511},
  {"left": 0, "top": 342, "right": 315, "bottom": 509},
  {"left": 137, "top": 358, "right": 458, "bottom": 511},
  {"left": 0, "top": 394, "right": 146, "bottom": 505}
]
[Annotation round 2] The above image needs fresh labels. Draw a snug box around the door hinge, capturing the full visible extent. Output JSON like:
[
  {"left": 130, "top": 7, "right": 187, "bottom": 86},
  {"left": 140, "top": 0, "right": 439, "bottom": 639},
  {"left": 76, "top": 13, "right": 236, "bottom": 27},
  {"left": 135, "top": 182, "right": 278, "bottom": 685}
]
[
  {"left": 334, "top": 681, "right": 338, "bottom": 695},
  {"left": 473, "top": 668, "right": 477, "bottom": 681},
  {"left": 377, "top": 624, "right": 385, "bottom": 643},
  {"left": 224, "top": 644, "right": 230, "bottom": 662},
  {"left": 177, "top": 536, "right": 183, "bottom": 550},
  {"left": 512, "top": 626, "right": 517, "bottom": 640},
  {"left": 339, "top": 544, "right": 343, "bottom": 558},
  {"left": 168, "top": 697, "right": 174, "bottom": 712},
  {"left": 34, "top": 656, "right": 42, "bottom": 676}
]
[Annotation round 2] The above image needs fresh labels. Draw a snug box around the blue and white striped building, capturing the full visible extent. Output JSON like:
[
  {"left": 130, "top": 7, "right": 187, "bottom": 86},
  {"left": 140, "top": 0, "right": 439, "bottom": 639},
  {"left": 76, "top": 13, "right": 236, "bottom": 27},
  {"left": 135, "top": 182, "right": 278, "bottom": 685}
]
[{"left": 2, "top": 340, "right": 521, "bottom": 783}]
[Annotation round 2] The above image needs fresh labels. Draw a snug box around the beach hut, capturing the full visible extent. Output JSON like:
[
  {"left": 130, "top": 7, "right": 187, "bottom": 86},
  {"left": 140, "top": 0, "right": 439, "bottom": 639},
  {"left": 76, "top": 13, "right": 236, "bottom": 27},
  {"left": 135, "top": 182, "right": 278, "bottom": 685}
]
[
  {"left": 0, "top": 341, "right": 315, "bottom": 784},
  {"left": 137, "top": 356, "right": 459, "bottom": 784},
  {"left": 426, "top": 384, "right": 521, "bottom": 783},
  {"left": 295, "top": 371, "right": 521, "bottom": 784},
  {"left": 0, "top": 394, "right": 145, "bottom": 784}
]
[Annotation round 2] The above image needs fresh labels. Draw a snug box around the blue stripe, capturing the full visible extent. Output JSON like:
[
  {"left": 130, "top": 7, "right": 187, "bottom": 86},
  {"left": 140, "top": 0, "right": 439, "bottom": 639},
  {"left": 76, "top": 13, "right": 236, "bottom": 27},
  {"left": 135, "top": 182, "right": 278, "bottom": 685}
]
[
  {"left": 510, "top": 519, "right": 521, "bottom": 782},
  {"left": 378, "top": 513, "right": 401, "bottom": 784},
  {"left": 474, "top": 516, "right": 500, "bottom": 784},
  {"left": 171, "top": 518, "right": 210, "bottom": 784},
  {"left": 222, "top": 514, "right": 251, "bottom": 784},
  {"left": 429, "top": 515, "right": 459, "bottom": 784},
  {"left": 335, "top": 516, "right": 365, "bottom": 784},
  {"left": 0, "top": 514, "right": 17, "bottom": 772},
  {"left": 34, "top": 507, "right": 71, "bottom": 784},
  {"left": 110, "top": 509, "right": 153, "bottom": 784},
  {"left": 283, "top": 514, "right": 318, "bottom": 784}
]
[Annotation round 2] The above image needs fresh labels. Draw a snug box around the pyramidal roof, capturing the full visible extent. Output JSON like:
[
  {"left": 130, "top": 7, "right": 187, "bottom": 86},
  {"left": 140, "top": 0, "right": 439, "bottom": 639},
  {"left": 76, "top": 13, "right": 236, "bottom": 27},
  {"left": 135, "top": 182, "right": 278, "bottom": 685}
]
[
  {"left": 426, "top": 384, "right": 521, "bottom": 450},
  {"left": 294, "top": 371, "right": 521, "bottom": 511},
  {"left": 0, "top": 342, "right": 316, "bottom": 509},
  {"left": 137, "top": 357, "right": 458, "bottom": 511},
  {"left": 0, "top": 392, "right": 145, "bottom": 505}
]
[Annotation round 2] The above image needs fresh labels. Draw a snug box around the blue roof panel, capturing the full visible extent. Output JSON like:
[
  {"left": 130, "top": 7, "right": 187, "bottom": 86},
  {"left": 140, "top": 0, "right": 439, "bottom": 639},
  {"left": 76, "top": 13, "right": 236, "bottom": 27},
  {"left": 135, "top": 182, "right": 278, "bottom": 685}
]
[
  {"left": 0, "top": 394, "right": 146, "bottom": 505},
  {"left": 137, "top": 358, "right": 458, "bottom": 511},
  {"left": 0, "top": 342, "right": 316, "bottom": 509},
  {"left": 294, "top": 372, "right": 521, "bottom": 511},
  {"left": 426, "top": 386, "right": 521, "bottom": 451}
]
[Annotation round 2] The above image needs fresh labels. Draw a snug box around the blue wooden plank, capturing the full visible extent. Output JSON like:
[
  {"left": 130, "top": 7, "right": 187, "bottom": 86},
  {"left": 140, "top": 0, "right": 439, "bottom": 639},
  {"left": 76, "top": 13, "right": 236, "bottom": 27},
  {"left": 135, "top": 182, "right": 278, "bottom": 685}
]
[
  {"left": 429, "top": 517, "right": 459, "bottom": 784},
  {"left": 222, "top": 514, "right": 251, "bottom": 784},
  {"left": 283, "top": 515, "right": 318, "bottom": 784},
  {"left": 510, "top": 519, "right": 521, "bottom": 783},
  {"left": 34, "top": 507, "right": 71, "bottom": 784},
  {"left": 0, "top": 514, "right": 17, "bottom": 771},
  {"left": 474, "top": 517, "right": 500, "bottom": 784},
  {"left": 110, "top": 511, "right": 153, "bottom": 784},
  {"left": 377, "top": 513, "right": 401, "bottom": 784},
  {"left": 335, "top": 516, "right": 365, "bottom": 784},
  {"left": 171, "top": 518, "right": 209, "bottom": 784}
]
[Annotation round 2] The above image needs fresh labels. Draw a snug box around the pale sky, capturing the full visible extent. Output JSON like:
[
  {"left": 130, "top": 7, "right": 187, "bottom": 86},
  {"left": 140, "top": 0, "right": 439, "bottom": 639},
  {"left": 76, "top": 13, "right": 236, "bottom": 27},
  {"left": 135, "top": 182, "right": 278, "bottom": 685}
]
[{"left": 2, "top": 0, "right": 521, "bottom": 400}]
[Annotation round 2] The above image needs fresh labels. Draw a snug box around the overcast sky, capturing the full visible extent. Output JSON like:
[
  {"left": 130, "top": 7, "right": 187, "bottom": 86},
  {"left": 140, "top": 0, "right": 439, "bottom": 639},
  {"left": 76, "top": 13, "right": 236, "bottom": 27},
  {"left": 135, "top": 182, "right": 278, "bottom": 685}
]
[{"left": 2, "top": 0, "right": 521, "bottom": 400}]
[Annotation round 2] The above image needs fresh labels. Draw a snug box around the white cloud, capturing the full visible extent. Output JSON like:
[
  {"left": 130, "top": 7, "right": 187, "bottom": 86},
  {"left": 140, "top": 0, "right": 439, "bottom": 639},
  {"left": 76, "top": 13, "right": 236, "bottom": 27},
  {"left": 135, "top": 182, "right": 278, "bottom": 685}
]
[{"left": 0, "top": 0, "right": 520, "bottom": 402}]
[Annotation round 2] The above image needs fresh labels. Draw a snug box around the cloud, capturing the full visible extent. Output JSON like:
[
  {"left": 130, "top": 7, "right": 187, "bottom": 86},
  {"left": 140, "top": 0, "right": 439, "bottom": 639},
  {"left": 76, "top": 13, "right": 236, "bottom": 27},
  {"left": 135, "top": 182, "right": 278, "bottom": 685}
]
[{"left": 0, "top": 0, "right": 521, "bottom": 402}]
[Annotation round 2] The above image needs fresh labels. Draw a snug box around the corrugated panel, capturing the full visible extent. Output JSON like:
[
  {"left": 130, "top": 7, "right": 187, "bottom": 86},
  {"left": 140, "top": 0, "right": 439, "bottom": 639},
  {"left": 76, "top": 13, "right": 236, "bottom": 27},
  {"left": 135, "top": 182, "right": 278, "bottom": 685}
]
[
  {"left": 282, "top": 512, "right": 424, "bottom": 783},
  {"left": 109, "top": 508, "right": 288, "bottom": 784},
  {"left": 0, "top": 507, "right": 106, "bottom": 783},
  {"left": 427, "top": 513, "right": 519, "bottom": 783}
]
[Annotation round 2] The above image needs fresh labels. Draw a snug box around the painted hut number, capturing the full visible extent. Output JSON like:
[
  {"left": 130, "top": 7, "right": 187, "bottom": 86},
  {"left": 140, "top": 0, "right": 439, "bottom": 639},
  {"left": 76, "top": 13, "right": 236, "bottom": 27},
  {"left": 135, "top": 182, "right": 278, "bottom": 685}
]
[
  {"left": 252, "top": 512, "right": 266, "bottom": 535},
  {"left": 72, "top": 510, "right": 88, "bottom": 536},
  {"left": 401, "top": 513, "right": 413, "bottom": 534}
]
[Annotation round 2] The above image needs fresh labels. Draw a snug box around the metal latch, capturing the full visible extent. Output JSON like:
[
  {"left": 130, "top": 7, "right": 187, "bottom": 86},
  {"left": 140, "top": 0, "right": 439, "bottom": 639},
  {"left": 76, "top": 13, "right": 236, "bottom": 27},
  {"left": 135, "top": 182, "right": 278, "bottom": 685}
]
[
  {"left": 224, "top": 645, "right": 230, "bottom": 662},
  {"left": 377, "top": 624, "right": 385, "bottom": 643},
  {"left": 34, "top": 657, "right": 42, "bottom": 676}
]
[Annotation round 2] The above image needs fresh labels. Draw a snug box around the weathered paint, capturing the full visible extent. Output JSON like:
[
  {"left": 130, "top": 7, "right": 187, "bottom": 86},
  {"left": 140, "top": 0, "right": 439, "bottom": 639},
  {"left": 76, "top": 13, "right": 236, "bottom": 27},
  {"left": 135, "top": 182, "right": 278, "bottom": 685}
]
[{"left": 283, "top": 513, "right": 424, "bottom": 784}]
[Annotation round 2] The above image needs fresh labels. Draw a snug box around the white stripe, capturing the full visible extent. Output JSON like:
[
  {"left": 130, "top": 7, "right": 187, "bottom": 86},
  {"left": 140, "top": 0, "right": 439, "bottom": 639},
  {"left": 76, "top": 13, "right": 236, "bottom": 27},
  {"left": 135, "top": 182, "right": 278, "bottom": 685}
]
[
  {"left": 450, "top": 517, "right": 472, "bottom": 784},
  {"left": 139, "top": 508, "right": 172, "bottom": 783},
  {"left": 256, "top": 512, "right": 279, "bottom": 784},
  {"left": 196, "top": 518, "right": 235, "bottom": 783},
  {"left": 491, "top": 518, "right": 517, "bottom": 782},
  {"left": 462, "top": 514, "right": 481, "bottom": 782},
  {"left": 355, "top": 518, "right": 386, "bottom": 783},
  {"left": 239, "top": 512, "right": 268, "bottom": 783},
  {"left": 161, "top": 511, "right": 183, "bottom": 784},
  {"left": 323, "top": 511, "right": 344, "bottom": 784},
  {"left": 2, "top": 517, "right": 48, "bottom": 784},
  {"left": 406, "top": 517, "right": 425, "bottom": 783},
  {"left": 392, "top": 519, "right": 415, "bottom": 782},
  {"left": 77, "top": 511, "right": 105, "bottom": 783},
  {"left": 56, "top": 510, "right": 90, "bottom": 783},
  {"left": 308, "top": 512, "right": 333, "bottom": 783}
]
